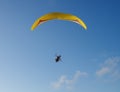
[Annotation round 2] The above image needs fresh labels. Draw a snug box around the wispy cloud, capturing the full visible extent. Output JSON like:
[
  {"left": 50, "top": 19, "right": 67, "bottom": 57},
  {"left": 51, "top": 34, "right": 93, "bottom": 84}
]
[
  {"left": 51, "top": 75, "right": 66, "bottom": 89},
  {"left": 96, "top": 67, "right": 110, "bottom": 76},
  {"left": 51, "top": 70, "right": 87, "bottom": 90},
  {"left": 96, "top": 57, "right": 120, "bottom": 80}
]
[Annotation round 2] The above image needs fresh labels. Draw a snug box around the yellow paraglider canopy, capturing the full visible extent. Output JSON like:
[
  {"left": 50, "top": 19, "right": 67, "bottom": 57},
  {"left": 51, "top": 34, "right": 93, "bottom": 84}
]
[{"left": 31, "top": 12, "right": 87, "bottom": 30}]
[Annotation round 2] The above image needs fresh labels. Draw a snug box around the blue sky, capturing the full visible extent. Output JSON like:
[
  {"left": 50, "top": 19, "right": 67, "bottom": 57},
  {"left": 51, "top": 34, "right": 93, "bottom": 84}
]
[{"left": 0, "top": 0, "right": 120, "bottom": 92}]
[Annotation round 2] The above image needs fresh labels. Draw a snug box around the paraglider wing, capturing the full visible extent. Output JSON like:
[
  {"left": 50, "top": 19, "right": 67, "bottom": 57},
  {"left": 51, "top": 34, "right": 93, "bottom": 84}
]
[{"left": 31, "top": 12, "right": 87, "bottom": 30}]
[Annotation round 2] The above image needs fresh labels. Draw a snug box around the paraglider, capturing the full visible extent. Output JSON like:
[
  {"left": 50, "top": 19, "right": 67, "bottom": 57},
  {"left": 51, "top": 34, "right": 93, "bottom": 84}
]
[
  {"left": 31, "top": 12, "right": 87, "bottom": 30},
  {"left": 31, "top": 12, "right": 87, "bottom": 63},
  {"left": 55, "top": 55, "right": 62, "bottom": 62}
]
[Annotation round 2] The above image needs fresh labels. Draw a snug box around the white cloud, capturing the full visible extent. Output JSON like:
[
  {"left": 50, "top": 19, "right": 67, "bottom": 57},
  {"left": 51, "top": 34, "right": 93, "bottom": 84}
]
[
  {"left": 51, "top": 70, "right": 87, "bottom": 90},
  {"left": 66, "top": 71, "right": 87, "bottom": 90},
  {"left": 96, "top": 57, "right": 120, "bottom": 80},
  {"left": 66, "top": 71, "right": 87, "bottom": 85},
  {"left": 96, "top": 67, "right": 110, "bottom": 76},
  {"left": 51, "top": 75, "right": 66, "bottom": 89}
]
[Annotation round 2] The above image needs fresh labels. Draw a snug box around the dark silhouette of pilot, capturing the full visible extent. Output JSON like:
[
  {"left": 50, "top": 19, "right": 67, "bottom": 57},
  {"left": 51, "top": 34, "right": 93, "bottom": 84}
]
[{"left": 55, "top": 55, "right": 61, "bottom": 62}]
